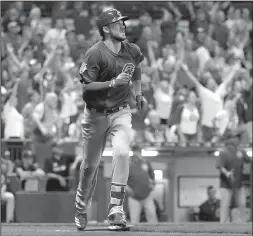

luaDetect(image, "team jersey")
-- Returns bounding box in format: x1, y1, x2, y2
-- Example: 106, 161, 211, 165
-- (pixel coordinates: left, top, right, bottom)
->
79, 41, 144, 109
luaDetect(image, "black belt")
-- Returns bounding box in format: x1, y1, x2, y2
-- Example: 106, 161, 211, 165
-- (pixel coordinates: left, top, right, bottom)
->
87, 104, 129, 114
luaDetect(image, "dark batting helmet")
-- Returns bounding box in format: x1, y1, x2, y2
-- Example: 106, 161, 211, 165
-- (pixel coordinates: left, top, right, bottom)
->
96, 9, 129, 36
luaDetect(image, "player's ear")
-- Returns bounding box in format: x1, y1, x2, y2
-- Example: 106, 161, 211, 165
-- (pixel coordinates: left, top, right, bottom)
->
103, 26, 109, 34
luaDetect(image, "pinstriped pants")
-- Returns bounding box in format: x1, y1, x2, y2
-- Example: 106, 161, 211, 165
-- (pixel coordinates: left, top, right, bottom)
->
75, 106, 132, 213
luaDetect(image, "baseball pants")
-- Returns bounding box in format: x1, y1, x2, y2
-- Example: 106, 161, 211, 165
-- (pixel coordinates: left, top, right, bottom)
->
128, 194, 158, 223
75, 106, 132, 213
220, 187, 246, 223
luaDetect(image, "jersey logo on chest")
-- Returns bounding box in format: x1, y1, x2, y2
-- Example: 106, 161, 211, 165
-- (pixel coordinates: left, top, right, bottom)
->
122, 63, 135, 78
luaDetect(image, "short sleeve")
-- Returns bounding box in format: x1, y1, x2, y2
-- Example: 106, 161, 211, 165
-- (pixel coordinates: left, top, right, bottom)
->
130, 43, 144, 66
79, 48, 102, 84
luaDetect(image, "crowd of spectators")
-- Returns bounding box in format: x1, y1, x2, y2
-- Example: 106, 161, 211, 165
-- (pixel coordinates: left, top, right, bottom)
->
0, 0, 252, 223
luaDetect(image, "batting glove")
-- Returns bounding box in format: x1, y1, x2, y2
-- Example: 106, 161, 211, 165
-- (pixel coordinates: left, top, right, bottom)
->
136, 93, 147, 110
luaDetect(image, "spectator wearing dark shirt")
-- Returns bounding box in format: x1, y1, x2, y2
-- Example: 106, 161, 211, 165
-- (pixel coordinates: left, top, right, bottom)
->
126, 145, 158, 223
216, 131, 252, 223
199, 186, 220, 221
70, 2, 92, 38
44, 143, 69, 191
191, 7, 210, 36
241, 72, 252, 143
3, 21, 23, 55
15, 150, 45, 190
210, 10, 229, 50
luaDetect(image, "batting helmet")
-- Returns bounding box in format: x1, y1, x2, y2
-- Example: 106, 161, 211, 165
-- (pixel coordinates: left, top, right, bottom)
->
96, 9, 129, 36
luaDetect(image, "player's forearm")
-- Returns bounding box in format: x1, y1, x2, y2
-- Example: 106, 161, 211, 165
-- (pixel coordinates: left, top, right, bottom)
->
82, 81, 111, 91
46, 173, 64, 180
217, 166, 229, 176
132, 80, 142, 96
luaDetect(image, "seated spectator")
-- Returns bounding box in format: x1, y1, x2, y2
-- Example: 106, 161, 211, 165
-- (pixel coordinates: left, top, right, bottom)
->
144, 110, 170, 145
1, 165, 15, 223
15, 150, 45, 190
1, 150, 15, 174
44, 143, 69, 191
174, 90, 202, 143
199, 186, 220, 221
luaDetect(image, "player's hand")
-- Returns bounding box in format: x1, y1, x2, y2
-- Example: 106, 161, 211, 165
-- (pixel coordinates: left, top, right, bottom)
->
225, 170, 234, 184
58, 176, 67, 187
136, 94, 147, 110
114, 73, 131, 86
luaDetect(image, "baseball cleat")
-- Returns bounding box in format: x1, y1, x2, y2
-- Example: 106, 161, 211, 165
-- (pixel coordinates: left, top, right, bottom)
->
108, 205, 127, 227
75, 211, 88, 231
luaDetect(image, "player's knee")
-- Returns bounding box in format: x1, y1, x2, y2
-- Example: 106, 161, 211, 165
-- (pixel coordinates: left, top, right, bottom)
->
80, 161, 97, 174
114, 148, 130, 160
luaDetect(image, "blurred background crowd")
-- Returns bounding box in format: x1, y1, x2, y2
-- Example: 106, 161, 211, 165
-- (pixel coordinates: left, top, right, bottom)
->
1, 1, 252, 223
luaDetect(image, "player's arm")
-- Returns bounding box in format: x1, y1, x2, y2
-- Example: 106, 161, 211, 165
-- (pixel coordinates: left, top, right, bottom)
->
132, 63, 147, 110
16, 167, 34, 180
79, 48, 130, 90
216, 151, 233, 179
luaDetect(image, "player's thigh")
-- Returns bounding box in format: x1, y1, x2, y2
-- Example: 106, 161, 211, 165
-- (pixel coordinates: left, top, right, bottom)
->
110, 109, 132, 154
81, 108, 107, 166
128, 197, 142, 221
2, 192, 14, 201
220, 188, 232, 207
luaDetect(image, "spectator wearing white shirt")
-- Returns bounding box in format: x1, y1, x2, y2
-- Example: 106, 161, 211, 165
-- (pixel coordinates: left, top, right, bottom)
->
212, 97, 240, 142
43, 18, 66, 53
181, 62, 240, 142
153, 59, 181, 125
195, 28, 211, 76
174, 90, 202, 143
32, 92, 59, 167
3, 79, 24, 139
144, 110, 170, 146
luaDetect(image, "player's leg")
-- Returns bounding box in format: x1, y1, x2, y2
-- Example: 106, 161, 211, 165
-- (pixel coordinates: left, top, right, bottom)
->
107, 109, 132, 226
2, 192, 15, 223
127, 196, 142, 223
220, 187, 232, 223
235, 187, 246, 222
75, 110, 107, 230
142, 194, 158, 223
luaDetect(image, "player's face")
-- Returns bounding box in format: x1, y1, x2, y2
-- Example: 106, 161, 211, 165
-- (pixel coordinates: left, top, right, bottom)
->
108, 20, 126, 42
208, 188, 216, 201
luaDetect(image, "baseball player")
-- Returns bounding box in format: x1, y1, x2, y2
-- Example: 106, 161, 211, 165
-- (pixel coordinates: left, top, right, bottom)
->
75, 9, 146, 230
